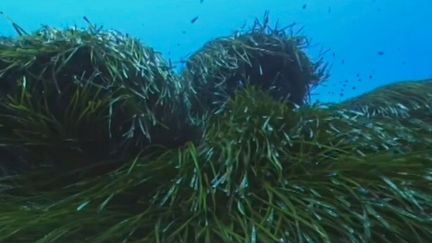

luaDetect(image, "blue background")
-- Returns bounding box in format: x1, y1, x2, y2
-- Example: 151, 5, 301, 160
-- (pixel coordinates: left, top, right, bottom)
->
1, 0, 431, 103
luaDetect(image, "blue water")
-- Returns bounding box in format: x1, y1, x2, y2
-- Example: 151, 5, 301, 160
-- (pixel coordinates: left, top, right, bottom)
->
1, 0, 431, 103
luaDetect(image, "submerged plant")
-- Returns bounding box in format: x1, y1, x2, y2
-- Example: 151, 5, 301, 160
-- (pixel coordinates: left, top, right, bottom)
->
0, 21, 192, 172
339, 79, 432, 119
181, 12, 328, 123
1, 86, 431, 242
0, 15, 430, 243
337, 79, 432, 153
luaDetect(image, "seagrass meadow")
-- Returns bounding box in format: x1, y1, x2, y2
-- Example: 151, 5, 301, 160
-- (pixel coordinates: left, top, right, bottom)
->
0, 17, 431, 243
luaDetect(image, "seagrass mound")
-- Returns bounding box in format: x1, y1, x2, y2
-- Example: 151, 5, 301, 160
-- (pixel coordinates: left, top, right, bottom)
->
330, 79, 432, 153
339, 79, 432, 119
181, 23, 328, 120
0, 24, 191, 170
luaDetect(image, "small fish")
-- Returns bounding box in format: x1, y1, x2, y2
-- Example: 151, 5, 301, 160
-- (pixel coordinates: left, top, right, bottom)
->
377, 51, 384, 56
190, 16, 199, 24
341, 59, 345, 64
369, 74, 373, 79
200, 0, 204, 3
302, 4, 307, 9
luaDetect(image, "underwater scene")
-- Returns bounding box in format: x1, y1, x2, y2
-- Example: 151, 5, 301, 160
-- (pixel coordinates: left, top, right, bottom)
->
0, 0, 431, 242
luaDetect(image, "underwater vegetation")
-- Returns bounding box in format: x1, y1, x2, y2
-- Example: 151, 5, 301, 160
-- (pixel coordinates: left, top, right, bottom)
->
0, 20, 194, 172
182, 12, 328, 122
0, 14, 431, 243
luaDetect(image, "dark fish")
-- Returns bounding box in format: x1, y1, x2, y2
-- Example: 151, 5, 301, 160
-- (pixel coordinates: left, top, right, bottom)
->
377, 51, 384, 55
369, 75, 373, 79
341, 59, 345, 64
302, 4, 307, 9
356, 73, 360, 77
190, 16, 199, 24
200, 0, 204, 3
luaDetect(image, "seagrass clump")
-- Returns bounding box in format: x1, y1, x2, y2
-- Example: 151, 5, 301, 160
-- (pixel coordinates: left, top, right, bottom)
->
0, 23, 189, 171
181, 17, 328, 120
1, 86, 430, 242
336, 79, 432, 152
139, 85, 432, 242
339, 79, 432, 118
